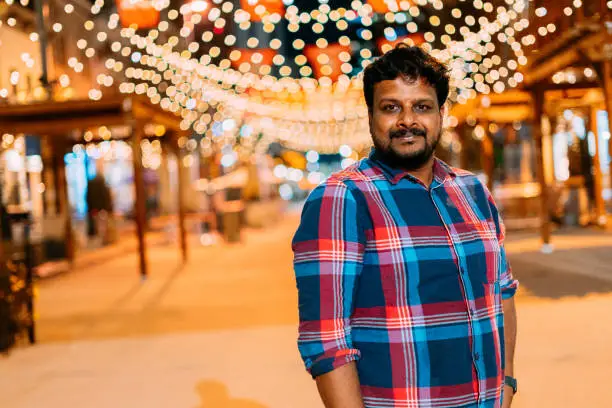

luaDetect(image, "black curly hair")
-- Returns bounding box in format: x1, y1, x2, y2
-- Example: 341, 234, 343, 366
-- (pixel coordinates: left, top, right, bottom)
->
363, 44, 450, 111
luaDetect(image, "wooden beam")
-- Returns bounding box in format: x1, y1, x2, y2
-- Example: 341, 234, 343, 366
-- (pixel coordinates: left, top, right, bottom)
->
131, 123, 148, 278
131, 99, 183, 132
537, 81, 598, 92
523, 30, 604, 88
0, 96, 182, 137
0, 114, 127, 136
524, 49, 581, 88
532, 87, 553, 249
0, 97, 124, 118
589, 106, 607, 226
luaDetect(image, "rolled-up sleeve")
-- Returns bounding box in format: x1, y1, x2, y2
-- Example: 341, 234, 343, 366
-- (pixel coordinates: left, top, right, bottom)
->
292, 179, 364, 378
485, 187, 519, 300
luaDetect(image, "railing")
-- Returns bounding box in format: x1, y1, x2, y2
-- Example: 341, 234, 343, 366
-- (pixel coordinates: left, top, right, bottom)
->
0, 211, 36, 353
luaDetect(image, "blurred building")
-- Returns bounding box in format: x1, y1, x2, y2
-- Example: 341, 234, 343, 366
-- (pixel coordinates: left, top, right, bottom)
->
0, 0, 611, 269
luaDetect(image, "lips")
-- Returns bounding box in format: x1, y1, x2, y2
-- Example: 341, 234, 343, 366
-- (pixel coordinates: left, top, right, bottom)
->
390, 130, 426, 144
394, 135, 418, 141
390, 128, 426, 140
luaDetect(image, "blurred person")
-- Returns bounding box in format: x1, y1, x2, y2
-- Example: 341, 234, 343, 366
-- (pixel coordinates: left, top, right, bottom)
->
86, 164, 113, 241
292, 45, 518, 408
145, 183, 159, 225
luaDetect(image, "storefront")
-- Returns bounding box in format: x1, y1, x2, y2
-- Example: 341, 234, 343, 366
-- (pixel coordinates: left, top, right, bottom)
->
0, 134, 46, 239
64, 141, 135, 220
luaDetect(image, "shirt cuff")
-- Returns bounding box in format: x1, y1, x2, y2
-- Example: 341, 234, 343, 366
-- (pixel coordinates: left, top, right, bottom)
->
501, 279, 519, 300
306, 348, 361, 378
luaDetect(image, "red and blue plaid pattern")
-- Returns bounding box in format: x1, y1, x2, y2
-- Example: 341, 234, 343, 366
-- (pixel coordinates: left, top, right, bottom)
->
292, 151, 518, 408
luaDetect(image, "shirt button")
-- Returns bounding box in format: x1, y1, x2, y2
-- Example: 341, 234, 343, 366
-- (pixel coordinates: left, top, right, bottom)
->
474, 352, 480, 361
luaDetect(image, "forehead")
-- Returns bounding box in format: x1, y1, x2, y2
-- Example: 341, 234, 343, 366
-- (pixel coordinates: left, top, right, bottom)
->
373, 77, 437, 102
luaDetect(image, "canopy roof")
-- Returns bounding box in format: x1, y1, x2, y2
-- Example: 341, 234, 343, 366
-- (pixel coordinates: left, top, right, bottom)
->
0, 96, 182, 136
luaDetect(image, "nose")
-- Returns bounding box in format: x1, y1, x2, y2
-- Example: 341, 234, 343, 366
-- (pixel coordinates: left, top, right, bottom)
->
397, 108, 417, 129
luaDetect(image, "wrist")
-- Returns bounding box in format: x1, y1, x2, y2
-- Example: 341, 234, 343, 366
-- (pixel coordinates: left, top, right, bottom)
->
504, 375, 518, 395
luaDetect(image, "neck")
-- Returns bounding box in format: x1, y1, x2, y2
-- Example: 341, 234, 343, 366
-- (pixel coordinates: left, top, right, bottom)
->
373, 150, 436, 186
403, 156, 435, 186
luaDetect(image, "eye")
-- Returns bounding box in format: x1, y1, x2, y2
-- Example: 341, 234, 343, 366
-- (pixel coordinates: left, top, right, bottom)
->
382, 104, 400, 112
414, 104, 432, 113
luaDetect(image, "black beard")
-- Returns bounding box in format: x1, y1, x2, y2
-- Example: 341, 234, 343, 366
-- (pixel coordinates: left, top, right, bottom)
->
372, 128, 440, 171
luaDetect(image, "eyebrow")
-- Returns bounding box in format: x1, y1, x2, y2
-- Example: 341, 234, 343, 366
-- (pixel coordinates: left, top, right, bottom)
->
378, 97, 436, 105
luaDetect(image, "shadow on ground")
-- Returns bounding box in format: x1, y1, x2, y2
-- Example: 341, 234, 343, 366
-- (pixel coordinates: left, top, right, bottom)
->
194, 381, 268, 408
510, 250, 612, 300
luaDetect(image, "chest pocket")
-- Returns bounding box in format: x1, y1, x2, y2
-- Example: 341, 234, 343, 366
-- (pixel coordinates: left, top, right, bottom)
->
462, 219, 501, 284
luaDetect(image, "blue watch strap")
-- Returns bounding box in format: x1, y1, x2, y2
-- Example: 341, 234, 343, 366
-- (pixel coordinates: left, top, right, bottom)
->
504, 376, 518, 394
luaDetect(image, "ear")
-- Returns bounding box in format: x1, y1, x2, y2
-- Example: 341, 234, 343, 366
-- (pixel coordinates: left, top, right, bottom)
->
439, 103, 447, 118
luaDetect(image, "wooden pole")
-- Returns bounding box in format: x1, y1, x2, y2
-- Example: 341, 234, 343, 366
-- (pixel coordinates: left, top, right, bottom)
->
40, 136, 52, 215
52, 139, 74, 263
173, 134, 188, 263
457, 124, 469, 170
601, 61, 612, 198
51, 142, 63, 216
131, 123, 148, 278
0, 144, 5, 278
481, 121, 495, 192
589, 106, 607, 226
532, 87, 553, 250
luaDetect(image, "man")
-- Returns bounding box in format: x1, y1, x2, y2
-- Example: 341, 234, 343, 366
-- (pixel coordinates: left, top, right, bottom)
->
292, 45, 518, 408
86, 168, 113, 241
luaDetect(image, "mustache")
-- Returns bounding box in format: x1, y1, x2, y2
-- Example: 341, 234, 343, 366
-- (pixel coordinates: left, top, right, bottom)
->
390, 127, 427, 139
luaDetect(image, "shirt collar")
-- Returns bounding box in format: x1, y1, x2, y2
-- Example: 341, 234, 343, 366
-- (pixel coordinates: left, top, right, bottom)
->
368, 149, 456, 186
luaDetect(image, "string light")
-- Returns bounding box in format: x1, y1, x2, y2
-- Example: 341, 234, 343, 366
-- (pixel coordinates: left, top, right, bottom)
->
1, 0, 593, 152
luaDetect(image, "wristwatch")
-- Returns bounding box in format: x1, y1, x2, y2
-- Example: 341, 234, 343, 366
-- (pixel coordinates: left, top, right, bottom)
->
504, 376, 518, 395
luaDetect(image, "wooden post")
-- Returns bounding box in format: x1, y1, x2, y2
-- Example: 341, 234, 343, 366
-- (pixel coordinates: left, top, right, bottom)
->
532, 87, 553, 250
52, 139, 74, 263
131, 123, 148, 278
457, 124, 469, 170
51, 142, 63, 216
40, 135, 53, 215
589, 106, 607, 226
0, 144, 5, 276
173, 134, 188, 263
481, 121, 495, 192
601, 61, 612, 196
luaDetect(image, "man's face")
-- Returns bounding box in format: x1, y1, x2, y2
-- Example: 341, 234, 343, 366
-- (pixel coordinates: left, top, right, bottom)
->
369, 76, 445, 170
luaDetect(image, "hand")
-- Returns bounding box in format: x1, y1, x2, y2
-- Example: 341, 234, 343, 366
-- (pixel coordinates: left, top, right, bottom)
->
502, 384, 515, 408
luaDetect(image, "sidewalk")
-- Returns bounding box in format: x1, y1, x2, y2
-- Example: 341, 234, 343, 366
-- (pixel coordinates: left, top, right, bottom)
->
1, 216, 611, 407
36, 218, 182, 280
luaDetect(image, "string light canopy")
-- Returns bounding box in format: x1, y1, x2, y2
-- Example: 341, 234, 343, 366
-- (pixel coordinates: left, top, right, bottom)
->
0, 0, 599, 153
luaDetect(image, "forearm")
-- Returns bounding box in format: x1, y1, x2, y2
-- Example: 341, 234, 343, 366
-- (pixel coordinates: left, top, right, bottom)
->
316, 362, 365, 408
502, 297, 517, 376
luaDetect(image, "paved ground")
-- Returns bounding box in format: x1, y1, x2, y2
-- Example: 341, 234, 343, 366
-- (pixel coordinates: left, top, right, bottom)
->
1, 214, 612, 407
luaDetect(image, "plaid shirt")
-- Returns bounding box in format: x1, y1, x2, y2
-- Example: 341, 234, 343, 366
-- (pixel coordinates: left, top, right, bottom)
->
292, 151, 518, 408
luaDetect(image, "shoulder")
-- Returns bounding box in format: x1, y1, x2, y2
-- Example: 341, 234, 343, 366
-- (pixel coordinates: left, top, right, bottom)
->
449, 167, 489, 191
451, 167, 480, 183
311, 161, 367, 192
448, 167, 497, 204
303, 161, 377, 211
